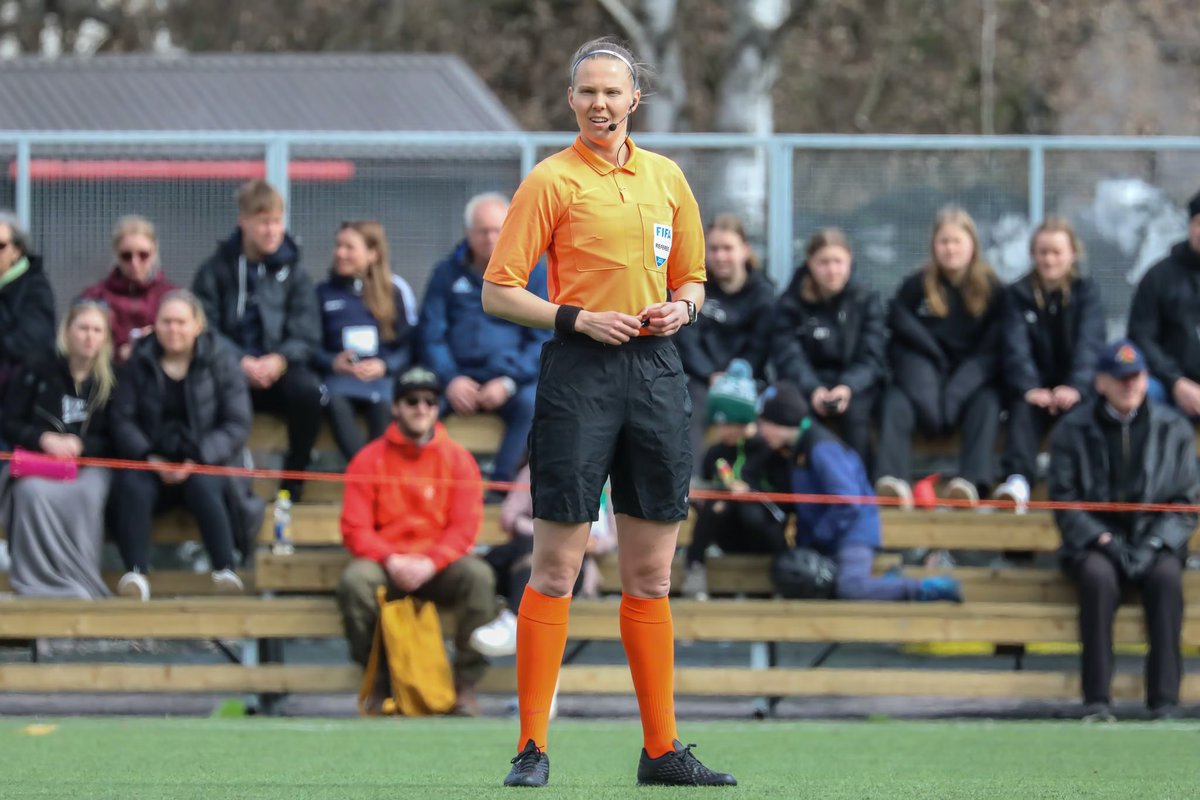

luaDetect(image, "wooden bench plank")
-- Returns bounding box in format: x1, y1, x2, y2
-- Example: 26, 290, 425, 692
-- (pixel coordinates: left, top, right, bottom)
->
6, 663, 1200, 703
246, 413, 505, 456
0, 570, 254, 596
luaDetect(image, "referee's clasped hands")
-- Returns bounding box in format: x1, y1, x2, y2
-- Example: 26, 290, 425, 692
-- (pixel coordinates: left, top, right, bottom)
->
575, 301, 688, 344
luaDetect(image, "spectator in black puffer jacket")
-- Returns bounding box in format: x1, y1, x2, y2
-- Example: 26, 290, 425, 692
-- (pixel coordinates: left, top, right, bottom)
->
770, 229, 886, 469
993, 218, 1104, 512
875, 206, 1004, 509
109, 290, 252, 600
192, 180, 321, 500
0, 211, 55, 437
1127, 188, 1200, 418
1049, 340, 1198, 722
675, 214, 775, 471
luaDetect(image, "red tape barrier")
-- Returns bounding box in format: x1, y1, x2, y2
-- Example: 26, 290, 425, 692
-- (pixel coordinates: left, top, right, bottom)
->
0, 450, 1196, 515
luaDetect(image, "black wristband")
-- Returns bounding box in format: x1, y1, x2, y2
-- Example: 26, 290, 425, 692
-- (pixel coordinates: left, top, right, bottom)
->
555, 304, 583, 335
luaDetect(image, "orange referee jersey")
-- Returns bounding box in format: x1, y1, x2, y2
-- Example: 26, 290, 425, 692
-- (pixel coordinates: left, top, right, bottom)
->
484, 136, 705, 319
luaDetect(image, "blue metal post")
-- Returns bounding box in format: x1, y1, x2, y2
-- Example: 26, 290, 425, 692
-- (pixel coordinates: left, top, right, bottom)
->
265, 139, 290, 226
15, 138, 32, 230
766, 140, 795, 286
1028, 142, 1045, 223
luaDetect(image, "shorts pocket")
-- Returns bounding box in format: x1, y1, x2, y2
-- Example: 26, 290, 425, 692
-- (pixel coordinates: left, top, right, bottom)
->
568, 203, 632, 272
639, 204, 673, 273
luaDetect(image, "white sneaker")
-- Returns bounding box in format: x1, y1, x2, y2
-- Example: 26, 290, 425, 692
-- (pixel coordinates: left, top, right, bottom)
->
117, 571, 150, 601
874, 476, 914, 511
992, 474, 1031, 514
469, 608, 518, 658
681, 562, 709, 601
211, 569, 245, 593
945, 477, 980, 508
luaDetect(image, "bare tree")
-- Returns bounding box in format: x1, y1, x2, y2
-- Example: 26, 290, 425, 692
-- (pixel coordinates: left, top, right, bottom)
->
595, 0, 686, 132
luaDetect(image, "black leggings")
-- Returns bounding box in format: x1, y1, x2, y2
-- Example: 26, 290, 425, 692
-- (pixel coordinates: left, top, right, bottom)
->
326, 394, 392, 459
686, 499, 788, 565
484, 536, 583, 610
251, 365, 323, 476
112, 469, 236, 572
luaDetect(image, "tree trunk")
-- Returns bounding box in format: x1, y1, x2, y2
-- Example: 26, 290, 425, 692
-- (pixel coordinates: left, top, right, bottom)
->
597, 0, 686, 132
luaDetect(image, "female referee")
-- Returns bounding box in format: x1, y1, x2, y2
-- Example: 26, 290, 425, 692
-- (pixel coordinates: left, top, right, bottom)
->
482, 37, 737, 788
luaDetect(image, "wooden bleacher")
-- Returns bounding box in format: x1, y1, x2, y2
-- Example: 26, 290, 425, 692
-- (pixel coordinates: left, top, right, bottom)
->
4, 412, 1200, 707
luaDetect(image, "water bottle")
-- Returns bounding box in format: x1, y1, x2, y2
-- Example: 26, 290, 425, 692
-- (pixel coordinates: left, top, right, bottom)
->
272, 489, 294, 555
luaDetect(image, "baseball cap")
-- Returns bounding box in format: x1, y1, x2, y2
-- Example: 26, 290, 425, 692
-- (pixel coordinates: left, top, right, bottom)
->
393, 366, 440, 397
1096, 339, 1147, 379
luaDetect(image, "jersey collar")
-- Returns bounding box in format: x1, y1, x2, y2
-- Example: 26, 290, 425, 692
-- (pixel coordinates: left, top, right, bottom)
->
572, 135, 639, 176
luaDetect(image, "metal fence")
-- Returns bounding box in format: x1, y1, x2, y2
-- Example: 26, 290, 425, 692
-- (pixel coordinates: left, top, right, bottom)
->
3, 131, 1199, 329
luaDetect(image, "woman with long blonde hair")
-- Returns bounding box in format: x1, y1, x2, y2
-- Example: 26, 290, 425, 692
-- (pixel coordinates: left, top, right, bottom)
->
315, 220, 417, 459
875, 206, 1005, 509
994, 217, 1104, 510
1, 298, 116, 597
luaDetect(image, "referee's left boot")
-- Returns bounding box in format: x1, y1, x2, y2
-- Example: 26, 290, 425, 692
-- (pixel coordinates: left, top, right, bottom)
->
636, 740, 737, 786
504, 739, 549, 787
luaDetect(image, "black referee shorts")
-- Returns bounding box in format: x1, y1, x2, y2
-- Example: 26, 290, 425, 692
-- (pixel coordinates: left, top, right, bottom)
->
530, 332, 693, 524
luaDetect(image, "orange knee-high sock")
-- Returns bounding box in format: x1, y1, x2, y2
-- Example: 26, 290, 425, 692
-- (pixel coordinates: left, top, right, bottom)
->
515, 585, 571, 753
619, 593, 679, 758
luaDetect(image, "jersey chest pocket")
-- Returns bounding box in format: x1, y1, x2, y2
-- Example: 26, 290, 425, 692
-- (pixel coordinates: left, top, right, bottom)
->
639, 204, 673, 273
567, 203, 637, 272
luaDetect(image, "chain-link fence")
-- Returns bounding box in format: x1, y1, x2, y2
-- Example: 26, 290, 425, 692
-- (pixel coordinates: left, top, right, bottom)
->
2, 132, 1197, 330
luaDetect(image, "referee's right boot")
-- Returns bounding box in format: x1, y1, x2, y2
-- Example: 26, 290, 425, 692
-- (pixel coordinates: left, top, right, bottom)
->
637, 740, 737, 786
504, 739, 549, 787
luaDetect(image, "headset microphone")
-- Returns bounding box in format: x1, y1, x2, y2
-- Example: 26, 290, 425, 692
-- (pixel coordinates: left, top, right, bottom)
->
607, 102, 637, 132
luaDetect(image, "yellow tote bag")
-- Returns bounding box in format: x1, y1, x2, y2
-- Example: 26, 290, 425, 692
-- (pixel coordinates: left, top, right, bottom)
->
357, 587, 457, 716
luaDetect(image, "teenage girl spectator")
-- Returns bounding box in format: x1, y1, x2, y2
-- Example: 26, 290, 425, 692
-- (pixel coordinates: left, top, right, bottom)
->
109, 289, 252, 599
675, 214, 775, 465
0, 212, 55, 417
315, 221, 417, 459
875, 206, 1004, 508
994, 218, 1104, 511
1, 299, 115, 598
770, 229, 886, 469
81, 216, 177, 364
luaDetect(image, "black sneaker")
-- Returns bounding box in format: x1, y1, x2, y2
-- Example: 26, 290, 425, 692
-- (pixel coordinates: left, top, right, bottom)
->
1081, 702, 1116, 723
504, 739, 549, 787
637, 740, 737, 787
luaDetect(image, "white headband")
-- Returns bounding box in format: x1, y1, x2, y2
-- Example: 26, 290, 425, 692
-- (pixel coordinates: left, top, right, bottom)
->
571, 49, 639, 89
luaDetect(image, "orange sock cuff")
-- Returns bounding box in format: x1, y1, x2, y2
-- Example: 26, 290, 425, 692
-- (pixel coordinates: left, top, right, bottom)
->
620, 593, 672, 625
518, 585, 571, 625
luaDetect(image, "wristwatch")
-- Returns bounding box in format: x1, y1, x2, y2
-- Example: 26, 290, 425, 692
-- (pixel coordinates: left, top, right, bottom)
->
680, 299, 697, 326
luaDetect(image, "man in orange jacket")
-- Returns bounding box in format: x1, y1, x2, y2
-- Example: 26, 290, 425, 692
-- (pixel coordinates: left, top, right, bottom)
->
336, 365, 496, 715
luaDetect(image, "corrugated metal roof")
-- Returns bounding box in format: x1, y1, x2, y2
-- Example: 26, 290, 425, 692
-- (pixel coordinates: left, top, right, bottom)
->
0, 53, 520, 132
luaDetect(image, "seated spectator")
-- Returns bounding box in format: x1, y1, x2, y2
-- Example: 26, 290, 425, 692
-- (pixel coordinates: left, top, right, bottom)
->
689, 382, 962, 603
81, 215, 177, 364
192, 180, 321, 499
675, 214, 775, 466
419, 192, 551, 487
682, 360, 773, 598
0, 299, 115, 598
1127, 189, 1200, 417
336, 366, 497, 717
994, 218, 1104, 511
316, 221, 417, 459
1049, 340, 1197, 721
109, 290, 252, 599
469, 461, 617, 657
0, 211, 55, 440
771, 229, 886, 469
875, 206, 1004, 508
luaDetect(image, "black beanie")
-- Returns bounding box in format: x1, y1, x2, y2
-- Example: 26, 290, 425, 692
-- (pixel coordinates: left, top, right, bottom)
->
1189, 189, 1200, 221
759, 383, 808, 427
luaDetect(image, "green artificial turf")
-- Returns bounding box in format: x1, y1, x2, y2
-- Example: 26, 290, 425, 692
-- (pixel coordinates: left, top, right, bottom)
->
4, 716, 1200, 799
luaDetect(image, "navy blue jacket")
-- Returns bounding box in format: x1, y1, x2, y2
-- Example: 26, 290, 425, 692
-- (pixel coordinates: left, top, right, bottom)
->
790, 422, 880, 554
315, 271, 417, 399
419, 241, 551, 386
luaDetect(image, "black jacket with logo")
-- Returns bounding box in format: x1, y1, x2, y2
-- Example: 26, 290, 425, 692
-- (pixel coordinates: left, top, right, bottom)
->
1127, 240, 1200, 388
1002, 272, 1104, 399
1, 354, 111, 457
1049, 399, 1198, 558
0, 255, 56, 396
770, 267, 886, 396
192, 230, 320, 366
675, 268, 776, 381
